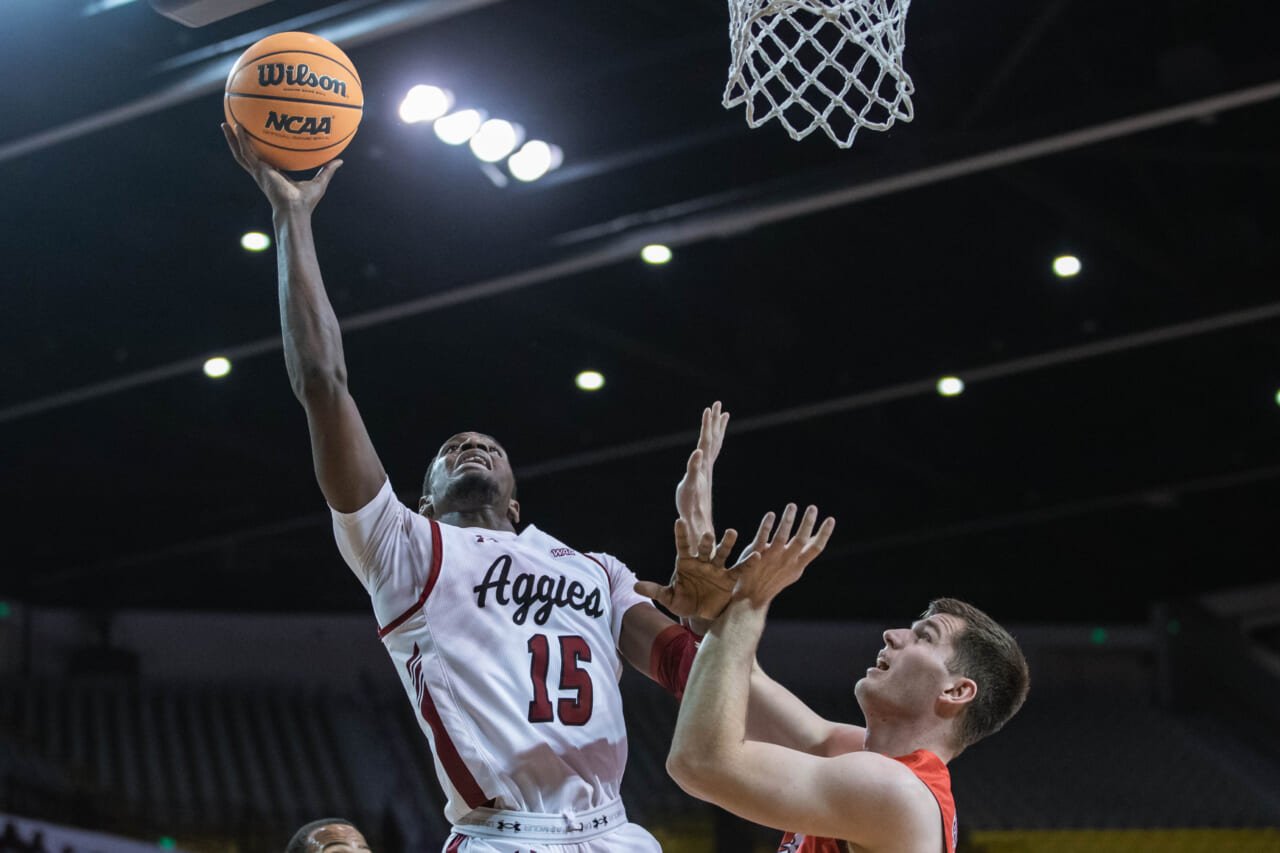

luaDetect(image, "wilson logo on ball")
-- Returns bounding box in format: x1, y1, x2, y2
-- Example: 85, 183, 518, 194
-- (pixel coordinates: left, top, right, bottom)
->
265, 112, 333, 135
256, 62, 349, 97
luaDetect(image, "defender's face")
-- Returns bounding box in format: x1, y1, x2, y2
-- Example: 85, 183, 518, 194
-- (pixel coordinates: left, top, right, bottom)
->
855, 613, 967, 717
305, 824, 371, 853
427, 431, 515, 499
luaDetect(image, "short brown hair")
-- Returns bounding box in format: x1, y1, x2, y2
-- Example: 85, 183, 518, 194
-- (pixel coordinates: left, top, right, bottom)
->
925, 598, 1030, 750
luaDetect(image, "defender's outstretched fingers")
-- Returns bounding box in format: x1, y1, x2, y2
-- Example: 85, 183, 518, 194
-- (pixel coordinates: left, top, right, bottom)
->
770, 503, 799, 546
747, 511, 775, 555
793, 505, 820, 542
809, 516, 837, 553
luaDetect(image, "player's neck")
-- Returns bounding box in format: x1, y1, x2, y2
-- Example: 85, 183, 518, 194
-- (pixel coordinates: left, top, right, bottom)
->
434, 507, 518, 532
862, 719, 955, 764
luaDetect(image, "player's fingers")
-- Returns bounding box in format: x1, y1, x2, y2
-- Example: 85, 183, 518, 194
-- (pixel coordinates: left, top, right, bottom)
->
771, 503, 798, 545
809, 516, 837, 553
232, 122, 260, 166
792, 505, 820, 544
696, 530, 715, 561
685, 448, 702, 478
315, 159, 343, 189
748, 511, 774, 553
713, 528, 738, 567
674, 518, 693, 555
221, 123, 249, 170
633, 581, 673, 607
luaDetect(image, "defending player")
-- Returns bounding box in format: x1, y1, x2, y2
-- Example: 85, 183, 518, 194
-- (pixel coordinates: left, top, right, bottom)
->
663, 507, 1030, 853
223, 123, 728, 852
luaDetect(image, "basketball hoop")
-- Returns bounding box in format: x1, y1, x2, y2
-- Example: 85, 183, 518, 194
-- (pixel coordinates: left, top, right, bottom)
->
723, 0, 915, 148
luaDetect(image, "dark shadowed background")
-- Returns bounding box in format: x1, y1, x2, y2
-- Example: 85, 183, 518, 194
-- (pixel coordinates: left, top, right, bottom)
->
3, 0, 1279, 626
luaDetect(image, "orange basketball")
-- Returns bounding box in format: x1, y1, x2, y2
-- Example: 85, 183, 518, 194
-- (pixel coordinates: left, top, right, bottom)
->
224, 31, 363, 171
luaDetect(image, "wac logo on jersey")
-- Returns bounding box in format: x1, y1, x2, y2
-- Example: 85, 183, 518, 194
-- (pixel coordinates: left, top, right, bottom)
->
264, 111, 332, 135
256, 62, 349, 97
473, 554, 605, 626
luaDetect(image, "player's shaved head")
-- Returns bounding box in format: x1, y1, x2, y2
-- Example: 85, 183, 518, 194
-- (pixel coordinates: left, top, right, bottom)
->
285, 819, 370, 853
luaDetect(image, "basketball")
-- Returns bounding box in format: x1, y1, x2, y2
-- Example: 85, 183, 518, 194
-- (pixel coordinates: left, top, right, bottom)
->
223, 31, 363, 171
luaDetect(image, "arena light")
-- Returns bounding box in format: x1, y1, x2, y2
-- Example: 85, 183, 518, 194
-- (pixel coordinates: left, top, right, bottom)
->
1274, 388, 1280, 407
399, 85, 454, 124
575, 370, 605, 392
469, 119, 524, 163
1053, 254, 1082, 277
240, 231, 270, 252
936, 376, 965, 397
641, 244, 673, 265
203, 357, 232, 379
434, 109, 485, 145
508, 140, 563, 182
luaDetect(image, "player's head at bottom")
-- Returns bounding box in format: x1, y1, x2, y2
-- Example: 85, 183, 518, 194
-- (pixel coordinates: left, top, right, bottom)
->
285, 818, 371, 853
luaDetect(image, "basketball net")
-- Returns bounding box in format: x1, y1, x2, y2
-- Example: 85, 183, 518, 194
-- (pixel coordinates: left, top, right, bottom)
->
723, 0, 915, 148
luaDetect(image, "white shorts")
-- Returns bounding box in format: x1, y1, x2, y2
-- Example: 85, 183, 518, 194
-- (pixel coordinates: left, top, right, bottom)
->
442, 823, 661, 853
442, 799, 661, 853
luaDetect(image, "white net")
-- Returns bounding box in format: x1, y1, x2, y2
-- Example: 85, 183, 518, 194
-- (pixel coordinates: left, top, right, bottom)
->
723, 0, 915, 148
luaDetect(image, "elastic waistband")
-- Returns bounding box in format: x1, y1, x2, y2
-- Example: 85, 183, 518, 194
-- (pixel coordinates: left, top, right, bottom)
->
452, 798, 628, 842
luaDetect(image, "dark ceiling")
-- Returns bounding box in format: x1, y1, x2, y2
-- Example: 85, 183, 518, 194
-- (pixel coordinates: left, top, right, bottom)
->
2, 0, 1278, 625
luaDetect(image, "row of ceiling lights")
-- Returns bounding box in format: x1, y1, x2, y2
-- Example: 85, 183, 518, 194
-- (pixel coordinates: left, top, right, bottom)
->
398, 85, 564, 183
216, 243, 1088, 393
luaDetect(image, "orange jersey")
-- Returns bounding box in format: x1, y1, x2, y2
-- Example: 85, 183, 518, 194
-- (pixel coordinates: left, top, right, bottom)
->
776, 749, 957, 853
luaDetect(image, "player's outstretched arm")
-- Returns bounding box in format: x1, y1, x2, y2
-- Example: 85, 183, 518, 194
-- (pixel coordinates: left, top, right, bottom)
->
223, 123, 385, 512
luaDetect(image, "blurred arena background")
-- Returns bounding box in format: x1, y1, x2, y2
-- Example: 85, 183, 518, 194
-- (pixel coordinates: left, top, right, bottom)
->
2, 0, 1279, 850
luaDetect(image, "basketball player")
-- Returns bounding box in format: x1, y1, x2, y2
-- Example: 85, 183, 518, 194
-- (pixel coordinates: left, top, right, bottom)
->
222, 122, 729, 852
662, 506, 1030, 853
285, 819, 371, 853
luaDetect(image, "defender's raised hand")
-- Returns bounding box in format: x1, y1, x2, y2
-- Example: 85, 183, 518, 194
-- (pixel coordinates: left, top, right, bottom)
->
635, 519, 739, 620
222, 121, 342, 213
731, 504, 835, 609
675, 401, 730, 542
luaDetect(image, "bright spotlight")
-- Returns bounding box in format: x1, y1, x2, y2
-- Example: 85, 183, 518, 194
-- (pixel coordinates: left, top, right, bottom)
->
469, 119, 524, 163
936, 376, 965, 397
1053, 255, 1082, 277
508, 140, 563, 182
240, 231, 270, 252
641, 244, 673, 265
203, 357, 232, 379
399, 85, 454, 124
575, 370, 605, 392
434, 109, 485, 145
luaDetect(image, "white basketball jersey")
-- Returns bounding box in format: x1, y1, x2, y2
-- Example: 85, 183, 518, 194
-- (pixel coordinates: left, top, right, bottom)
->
332, 479, 650, 823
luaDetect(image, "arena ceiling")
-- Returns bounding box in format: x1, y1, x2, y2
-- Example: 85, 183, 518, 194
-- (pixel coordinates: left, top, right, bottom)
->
2, 0, 1278, 625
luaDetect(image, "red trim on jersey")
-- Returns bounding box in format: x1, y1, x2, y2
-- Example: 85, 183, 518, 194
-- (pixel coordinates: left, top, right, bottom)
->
377, 517, 445, 638
444, 833, 465, 852
417, 662, 489, 809
582, 552, 612, 580
650, 624, 699, 700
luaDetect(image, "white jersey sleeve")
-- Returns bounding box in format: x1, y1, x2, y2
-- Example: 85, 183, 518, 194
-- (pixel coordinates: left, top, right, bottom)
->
331, 477, 436, 631
584, 551, 652, 646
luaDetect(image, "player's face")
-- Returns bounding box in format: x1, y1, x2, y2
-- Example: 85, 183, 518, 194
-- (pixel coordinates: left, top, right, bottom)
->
305, 823, 371, 852
427, 431, 516, 503
855, 613, 967, 718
